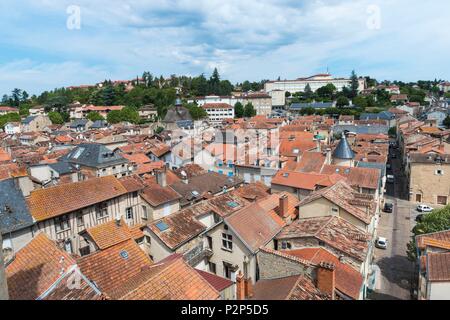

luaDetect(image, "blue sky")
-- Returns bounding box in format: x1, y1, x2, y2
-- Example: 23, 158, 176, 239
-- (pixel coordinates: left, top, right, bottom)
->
0, 0, 449, 95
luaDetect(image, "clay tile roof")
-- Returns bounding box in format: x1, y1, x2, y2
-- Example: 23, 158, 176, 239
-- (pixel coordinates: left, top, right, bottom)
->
202, 103, 233, 109
110, 256, 220, 300
225, 195, 287, 253
321, 165, 380, 190
122, 153, 152, 164
252, 275, 329, 300
298, 180, 375, 225
195, 269, 233, 292
277, 216, 370, 262
119, 175, 145, 192
27, 176, 128, 221
86, 219, 133, 250
231, 182, 271, 201
6, 233, 77, 300
140, 184, 182, 207
77, 239, 153, 295
416, 230, 450, 250
272, 171, 331, 191
283, 248, 363, 300
427, 252, 450, 282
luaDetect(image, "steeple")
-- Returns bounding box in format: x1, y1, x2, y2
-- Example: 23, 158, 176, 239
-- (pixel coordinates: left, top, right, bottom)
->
332, 133, 355, 166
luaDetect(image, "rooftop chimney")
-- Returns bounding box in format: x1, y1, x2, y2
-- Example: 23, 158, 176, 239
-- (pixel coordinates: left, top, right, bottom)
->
279, 194, 289, 218
0, 234, 9, 300
156, 168, 167, 187
317, 262, 336, 300
236, 271, 246, 300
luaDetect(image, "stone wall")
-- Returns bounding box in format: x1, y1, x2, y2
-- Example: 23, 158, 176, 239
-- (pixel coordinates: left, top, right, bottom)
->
257, 249, 314, 280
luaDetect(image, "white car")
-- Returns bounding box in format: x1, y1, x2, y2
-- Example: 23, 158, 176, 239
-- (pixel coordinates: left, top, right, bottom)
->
417, 204, 434, 213
375, 237, 388, 250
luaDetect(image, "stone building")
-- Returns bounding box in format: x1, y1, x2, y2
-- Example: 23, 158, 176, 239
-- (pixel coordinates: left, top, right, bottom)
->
408, 153, 450, 205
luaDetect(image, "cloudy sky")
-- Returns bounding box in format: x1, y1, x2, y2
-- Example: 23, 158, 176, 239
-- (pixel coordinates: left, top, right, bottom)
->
0, 0, 449, 95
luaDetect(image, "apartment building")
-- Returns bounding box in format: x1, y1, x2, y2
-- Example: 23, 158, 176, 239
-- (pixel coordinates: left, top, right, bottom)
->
264, 74, 366, 95
202, 103, 235, 124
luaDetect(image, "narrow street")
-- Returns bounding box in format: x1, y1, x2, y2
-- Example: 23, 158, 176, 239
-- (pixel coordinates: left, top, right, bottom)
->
369, 146, 416, 300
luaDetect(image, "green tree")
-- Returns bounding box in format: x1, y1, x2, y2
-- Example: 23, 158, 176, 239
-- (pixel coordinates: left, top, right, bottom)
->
388, 126, 397, 137
0, 113, 21, 129
316, 84, 336, 101
407, 205, 450, 261
120, 106, 140, 124
443, 116, 450, 129
102, 85, 116, 106
234, 102, 244, 118
244, 102, 257, 118
11, 88, 22, 107
87, 112, 104, 122
208, 68, 221, 95
350, 70, 359, 98
336, 96, 350, 108
48, 111, 64, 124
352, 96, 368, 109
304, 84, 313, 99
107, 110, 123, 124
186, 103, 208, 120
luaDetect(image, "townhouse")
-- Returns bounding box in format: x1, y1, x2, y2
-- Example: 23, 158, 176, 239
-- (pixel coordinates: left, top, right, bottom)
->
26, 176, 147, 256
415, 230, 450, 300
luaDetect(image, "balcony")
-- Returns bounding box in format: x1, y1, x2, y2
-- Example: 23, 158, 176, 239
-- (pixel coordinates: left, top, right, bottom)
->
183, 242, 214, 267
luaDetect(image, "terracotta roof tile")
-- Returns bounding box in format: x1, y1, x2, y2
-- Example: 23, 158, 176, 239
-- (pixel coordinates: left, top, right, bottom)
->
77, 239, 153, 295
282, 248, 363, 299
427, 252, 450, 282
195, 269, 233, 292
6, 233, 77, 300
110, 256, 220, 300
277, 216, 370, 262
86, 219, 133, 250
27, 176, 128, 221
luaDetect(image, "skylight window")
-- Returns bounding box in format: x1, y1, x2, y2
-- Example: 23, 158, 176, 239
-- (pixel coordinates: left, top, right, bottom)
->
227, 201, 239, 208
72, 147, 85, 159
191, 190, 200, 197
155, 221, 169, 232
119, 250, 129, 260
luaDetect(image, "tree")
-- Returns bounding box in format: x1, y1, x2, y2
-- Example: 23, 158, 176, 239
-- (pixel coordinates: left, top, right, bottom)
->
336, 96, 350, 108
185, 103, 208, 120
11, 88, 22, 107
407, 205, 450, 261
244, 102, 257, 118
388, 126, 397, 137
107, 110, 123, 124
48, 111, 64, 124
234, 102, 244, 118
316, 84, 336, 101
87, 112, 104, 122
208, 68, 221, 95
352, 96, 368, 109
304, 84, 313, 99
0, 112, 21, 129
102, 85, 116, 106
443, 116, 450, 129
121, 106, 140, 124
350, 70, 359, 98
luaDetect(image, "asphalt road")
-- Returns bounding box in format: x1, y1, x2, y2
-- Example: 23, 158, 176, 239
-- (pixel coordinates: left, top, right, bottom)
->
369, 147, 416, 300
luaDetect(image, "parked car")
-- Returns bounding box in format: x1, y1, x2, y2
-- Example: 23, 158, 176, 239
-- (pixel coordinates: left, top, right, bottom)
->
376, 237, 388, 250
383, 203, 394, 213
387, 175, 395, 183
386, 163, 392, 170
391, 153, 397, 159
417, 204, 434, 213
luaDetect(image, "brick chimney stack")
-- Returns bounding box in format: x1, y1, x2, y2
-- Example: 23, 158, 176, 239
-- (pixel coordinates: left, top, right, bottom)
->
236, 271, 246, 300
317, 262, 336, 300
279, 194, 289, 218
0, 234, 9, 300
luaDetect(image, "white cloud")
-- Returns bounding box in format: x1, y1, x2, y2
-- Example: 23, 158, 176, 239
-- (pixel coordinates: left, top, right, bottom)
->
1, 0, 450, 94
